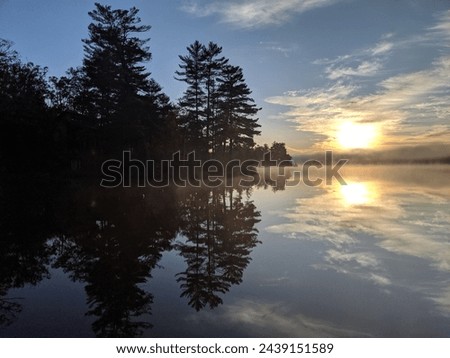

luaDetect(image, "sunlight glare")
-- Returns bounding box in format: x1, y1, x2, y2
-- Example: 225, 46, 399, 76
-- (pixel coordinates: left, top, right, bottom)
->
340, 182, 371, 206
337, 122, 377, 149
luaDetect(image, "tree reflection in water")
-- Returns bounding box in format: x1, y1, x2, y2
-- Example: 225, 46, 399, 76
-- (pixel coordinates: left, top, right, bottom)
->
0, 175, 56, 327
53, 186, 179, 337
0, 174, 286, 336
176, 186, 261, 311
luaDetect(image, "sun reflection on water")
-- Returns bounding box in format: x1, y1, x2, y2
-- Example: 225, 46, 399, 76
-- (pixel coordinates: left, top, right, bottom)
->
264, 166, 450, 322
340, 182, 374, 206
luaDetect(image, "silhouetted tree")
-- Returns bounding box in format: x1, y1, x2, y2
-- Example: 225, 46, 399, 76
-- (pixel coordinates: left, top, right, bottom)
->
48, 3, 171, 159
0, 39, 48, 120
203, 42, 228, 152
176, 41, 262, 159
269, 142, 293, 165
176, 41, 207, 152
215, 65, 261, 157
82, 3, 151, 121
253, 143, 270, 161
0, 39, 60, 173
48, 67, 89, 115
176, 41, 229, 155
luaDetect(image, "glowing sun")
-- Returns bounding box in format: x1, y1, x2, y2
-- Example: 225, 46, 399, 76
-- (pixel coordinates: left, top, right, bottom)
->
337, 122, 378, 149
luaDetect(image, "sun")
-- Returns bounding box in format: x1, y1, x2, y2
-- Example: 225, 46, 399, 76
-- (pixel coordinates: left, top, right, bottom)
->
337, 121, 378, 149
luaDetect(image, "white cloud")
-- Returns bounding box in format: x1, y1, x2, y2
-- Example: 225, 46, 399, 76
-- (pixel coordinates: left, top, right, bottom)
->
431, 287, 450, 317
181, 0, 340, 28
429, 10, 450, 42
260, 41, 299, 57
370, 41, 393, 55
326, 60, 382, 80
313, 34, 394, 70
266, 55, 450, 150
273, 11, 450, 151
312, 54, 351, 65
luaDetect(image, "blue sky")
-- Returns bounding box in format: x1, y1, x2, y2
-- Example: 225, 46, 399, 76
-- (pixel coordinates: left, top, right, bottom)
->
1, 0, 449, 156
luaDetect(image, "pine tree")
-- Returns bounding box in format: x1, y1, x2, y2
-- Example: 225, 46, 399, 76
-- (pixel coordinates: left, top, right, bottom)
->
216, 65, 261, 157
176, 41, 229, 155
82, 3, 156, 124
79, 3, 170, 157
203, 42, 228, 152
175, 41, 207, 151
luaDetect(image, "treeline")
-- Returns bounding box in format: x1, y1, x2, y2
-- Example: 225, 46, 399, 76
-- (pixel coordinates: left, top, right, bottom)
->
0, 3, 292, 177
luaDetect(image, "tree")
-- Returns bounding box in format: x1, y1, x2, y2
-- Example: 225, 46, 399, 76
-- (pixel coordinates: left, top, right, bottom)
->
176, 41, 229, 155
0, 39, 57, 173
82, 3, 153, 124
75, 3, 171, 159
48, 67, 90, 114
270, 142, 293, 165
175, 41, 207, 151
203, 42, 228, 152
215, 65, 261, 157
176, 41, 262, 158
0, 39, 48, 124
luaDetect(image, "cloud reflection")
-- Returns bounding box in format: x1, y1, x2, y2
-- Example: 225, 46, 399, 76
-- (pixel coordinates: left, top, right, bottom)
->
265, 166, 450, 313
188, 299, 370, 337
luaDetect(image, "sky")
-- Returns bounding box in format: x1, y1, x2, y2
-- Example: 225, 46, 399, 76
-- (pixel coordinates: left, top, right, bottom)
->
1, 0, 449, 157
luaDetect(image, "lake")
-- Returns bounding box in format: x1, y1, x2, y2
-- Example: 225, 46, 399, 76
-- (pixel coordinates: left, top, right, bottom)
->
1, 165, 449, 337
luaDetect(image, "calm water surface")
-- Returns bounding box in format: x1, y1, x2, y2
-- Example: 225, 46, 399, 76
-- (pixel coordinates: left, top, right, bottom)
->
1, 165, 449, 337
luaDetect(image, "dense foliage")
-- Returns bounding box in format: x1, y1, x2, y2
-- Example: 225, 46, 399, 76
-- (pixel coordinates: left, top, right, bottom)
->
1, 3, 292, 177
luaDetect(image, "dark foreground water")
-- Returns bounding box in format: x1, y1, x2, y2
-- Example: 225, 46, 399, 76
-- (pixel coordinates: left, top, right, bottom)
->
1, 165, 450, 337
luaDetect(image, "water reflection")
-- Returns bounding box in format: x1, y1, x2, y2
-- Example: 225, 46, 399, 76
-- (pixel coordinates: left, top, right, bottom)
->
0, 172, 267, 337
53, 187, 179, 337
340, 182, 374, 206
2, 166, 450, 337
0, 175, 56, 327
267, 165, 450, 318
176, 187, 260, 311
